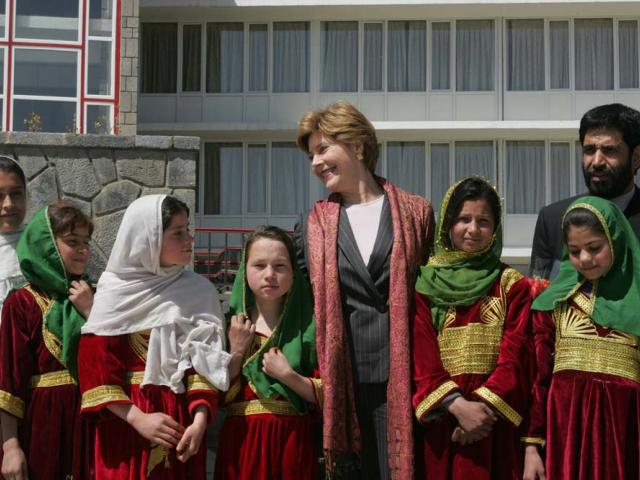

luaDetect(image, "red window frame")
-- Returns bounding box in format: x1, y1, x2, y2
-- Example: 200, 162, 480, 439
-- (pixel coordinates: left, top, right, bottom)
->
0, 0, 121, 133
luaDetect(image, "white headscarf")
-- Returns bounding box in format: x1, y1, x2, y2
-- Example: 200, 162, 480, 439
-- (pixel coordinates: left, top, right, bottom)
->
0, 226, 24, 319
82, 195, 230, 393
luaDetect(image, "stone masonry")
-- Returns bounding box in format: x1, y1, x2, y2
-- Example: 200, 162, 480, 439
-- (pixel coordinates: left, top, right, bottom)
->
0, 131, 199, 280
119, 0, 139, 136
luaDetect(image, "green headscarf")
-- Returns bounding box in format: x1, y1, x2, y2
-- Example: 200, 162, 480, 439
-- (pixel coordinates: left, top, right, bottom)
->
16, 207, 87, 380
415, 177, 503, 331
531, 196, 640, 336
228, 240, 317, 414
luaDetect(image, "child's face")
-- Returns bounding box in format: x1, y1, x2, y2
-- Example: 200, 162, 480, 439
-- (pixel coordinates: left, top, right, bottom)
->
159, 211, 194, 268
56, 225, 91, 276
245, 238, 293, 303
0, 170, 26, 233
449, 199, 495, 253
566, 225, 613, 281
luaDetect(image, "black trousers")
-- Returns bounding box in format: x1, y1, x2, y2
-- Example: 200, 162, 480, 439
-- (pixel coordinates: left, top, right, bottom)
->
353, 382, 389, 480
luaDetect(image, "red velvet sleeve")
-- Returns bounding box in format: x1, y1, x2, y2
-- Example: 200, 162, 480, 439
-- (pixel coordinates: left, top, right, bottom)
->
184, 368, 219, 423
523, 310, 555, 447
0, 291, 37, 419
78, 333, 133, 413
472, 276, 534, 428
412, 292, 460, 423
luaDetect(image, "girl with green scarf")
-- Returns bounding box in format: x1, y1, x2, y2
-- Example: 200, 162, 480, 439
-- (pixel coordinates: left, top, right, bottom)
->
215, 225, 320, 480
0, 200, 93, 480
524, 196, 640, 480
412, 177, 534, 480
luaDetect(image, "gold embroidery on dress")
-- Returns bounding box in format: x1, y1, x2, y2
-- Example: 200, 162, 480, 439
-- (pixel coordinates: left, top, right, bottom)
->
414, 380, 458, 420
147, 444, 170, 476
438, 269, 517, 376
552, 300, 640, 382
24, 284, 64, 364
129, 330, 151, 363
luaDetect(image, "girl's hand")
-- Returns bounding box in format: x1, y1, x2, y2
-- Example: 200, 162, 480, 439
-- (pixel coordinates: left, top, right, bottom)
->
262, 347, 294, 381
228, 314, 255, 356
129, 411, 185, 449
523, 445, 546, 480
69, 280, 93, 318
1, 438, 29, 480
447, 397, 496, 440
176, 406, 208, 463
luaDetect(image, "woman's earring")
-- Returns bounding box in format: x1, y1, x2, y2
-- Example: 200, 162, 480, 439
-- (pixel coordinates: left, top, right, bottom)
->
356, 153, 364, 162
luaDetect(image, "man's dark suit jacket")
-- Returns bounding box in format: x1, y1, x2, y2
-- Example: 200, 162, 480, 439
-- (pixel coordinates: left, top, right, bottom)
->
528, 186, 640, 279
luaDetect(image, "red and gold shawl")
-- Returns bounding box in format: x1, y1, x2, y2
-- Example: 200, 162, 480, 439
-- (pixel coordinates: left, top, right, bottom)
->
306, 178, 434, 479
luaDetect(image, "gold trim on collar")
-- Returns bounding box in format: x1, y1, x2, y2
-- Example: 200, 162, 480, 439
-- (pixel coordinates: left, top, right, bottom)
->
225, 398, 303, 417
474, 386, 522, 427
0, 389, 25, 419
23, 284, 64, 365
30, 370, 76, 388
414, 380, 458, 421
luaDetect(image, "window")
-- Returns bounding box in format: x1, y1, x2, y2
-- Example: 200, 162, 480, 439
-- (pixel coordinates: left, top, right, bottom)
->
364, 23, 383, 91
141, 23, 177, 93
273, 22, 309, 93
507, 19, 544, 91
203, 142, 309, 217
204, 143, 243, 215
506, 141, 545, 214
431, 23, 450, 90
575, 19, 613, 90
15, 0, 79, 41
249, 24, 268, 92
549, 21, 569, 89
206, 23, 243, 93
430, 143, 450, 212
0, 0, 117, 132
387, 21, 426, 92
182, 25, 201, 92
321, 22, 358, 92
455, 141, 495, 179
456, 20, 494, 91
550, 143, 571, 203
619, 20, 639, 88
387, 142, 425, 196
271, 143, 309, 214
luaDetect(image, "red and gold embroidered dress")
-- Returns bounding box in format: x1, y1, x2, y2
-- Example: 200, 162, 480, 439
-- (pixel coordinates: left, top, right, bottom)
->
413, 266, 533, 480
214, 333, 322, 480
0, 285, 86, 479
527, 288, 640, 479
78, 330, 218, 479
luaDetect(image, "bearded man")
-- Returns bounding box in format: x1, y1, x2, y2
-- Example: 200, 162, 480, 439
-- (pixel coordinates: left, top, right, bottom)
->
529, 103, 640, 279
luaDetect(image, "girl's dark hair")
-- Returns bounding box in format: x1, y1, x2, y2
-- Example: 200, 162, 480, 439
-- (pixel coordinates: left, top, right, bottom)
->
562, 207, 606, 241
442, 177, 501, 241
48, 200, 94, 236
244, 225, 296, 269
0, 155, 26, 188
161, 196, 190, 230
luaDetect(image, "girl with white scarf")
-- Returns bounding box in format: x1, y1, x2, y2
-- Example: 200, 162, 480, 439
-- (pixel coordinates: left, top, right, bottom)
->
0, 156, 26, 319
78, 195, 230, 479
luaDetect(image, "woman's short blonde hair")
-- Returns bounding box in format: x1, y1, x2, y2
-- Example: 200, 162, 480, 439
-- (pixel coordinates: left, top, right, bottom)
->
296, 100, 379, 174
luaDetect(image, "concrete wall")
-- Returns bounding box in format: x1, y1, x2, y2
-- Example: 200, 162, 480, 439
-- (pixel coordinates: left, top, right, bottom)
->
119, 0, 139, 135
0, 132, 198, 280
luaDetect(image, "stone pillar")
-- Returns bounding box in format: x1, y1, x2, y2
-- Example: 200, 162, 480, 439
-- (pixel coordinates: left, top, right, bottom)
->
118, 0, 139, 136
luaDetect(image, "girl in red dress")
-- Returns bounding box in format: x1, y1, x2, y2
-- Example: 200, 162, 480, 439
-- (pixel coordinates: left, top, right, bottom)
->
78, 194, 230, 479
0, 201, 94, 480
524, 197, 640, 480
214, 225, 320, 480
412, 177, 534, 480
